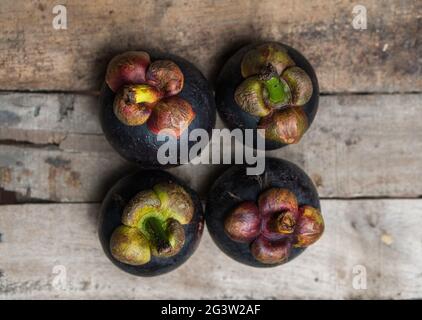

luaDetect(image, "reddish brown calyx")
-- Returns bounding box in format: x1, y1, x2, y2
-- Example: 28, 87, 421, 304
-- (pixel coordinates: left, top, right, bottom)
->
147, 96, 195, 138
109, 182, 194, 266
294, 206, 325, 248
106, 51, 195, 137
106, 51, 151, 93
113, 85, 163, 126
223, 187, 324, 265
250, 236, 291, 265
257, 106, 308, 144
258, 188, 298, 217
235, 43, 314, 145
146, 60, 184, 96
224, 201, 261, 242
259, 188, 299, 241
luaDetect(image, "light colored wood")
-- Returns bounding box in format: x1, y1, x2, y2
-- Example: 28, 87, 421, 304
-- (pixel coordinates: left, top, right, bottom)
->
0, 200, 421, 299
1, 93, 422, 201
0, 0, 420, 301
0, 0, 420, 92
0, 93, 102, 146
0, 144, 133, 202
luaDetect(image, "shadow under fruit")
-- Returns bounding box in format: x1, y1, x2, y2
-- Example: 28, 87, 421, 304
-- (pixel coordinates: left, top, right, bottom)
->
205, 157, 324, 267
99, 50, 216, 167
99, 170, 204, 276
215, 42, 319, 150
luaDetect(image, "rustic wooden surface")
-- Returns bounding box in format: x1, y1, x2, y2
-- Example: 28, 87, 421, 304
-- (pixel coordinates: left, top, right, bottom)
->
0, 0, 421, 299
0, 93, 422, 202
0, 0, 420, 93
1, 200, 422, 299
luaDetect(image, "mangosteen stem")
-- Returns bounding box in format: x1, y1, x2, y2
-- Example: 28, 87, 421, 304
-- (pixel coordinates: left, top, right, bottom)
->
259, 64, 290, 105
144, 217, 171, 253
276, 211, 296, 234
123, 85, 161, 105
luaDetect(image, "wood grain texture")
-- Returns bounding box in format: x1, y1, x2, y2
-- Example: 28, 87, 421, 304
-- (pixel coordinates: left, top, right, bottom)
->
0, 0, 420, 301
1, 92, 421, 201
0, 0, 420, 92
0, 200, 421, 299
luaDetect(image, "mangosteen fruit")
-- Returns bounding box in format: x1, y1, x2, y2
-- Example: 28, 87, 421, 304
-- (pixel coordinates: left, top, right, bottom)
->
99, 51, 216, 167
205, 157, 324, 267
99, 170, 204, 276
215, 42, 319, 150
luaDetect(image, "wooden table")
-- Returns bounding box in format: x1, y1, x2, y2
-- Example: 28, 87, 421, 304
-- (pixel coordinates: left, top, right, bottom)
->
0, 0, 421, 299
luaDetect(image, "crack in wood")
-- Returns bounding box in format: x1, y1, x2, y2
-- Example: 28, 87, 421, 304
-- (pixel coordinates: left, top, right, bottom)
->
0, 140, 60, 149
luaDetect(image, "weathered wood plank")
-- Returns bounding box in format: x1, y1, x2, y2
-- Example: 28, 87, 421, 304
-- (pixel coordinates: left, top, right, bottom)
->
1, 93, 421, 200
0, 0, 420, 92
0, 200, 421, 299
0, 145, 136, 202
0, 93, 101, 145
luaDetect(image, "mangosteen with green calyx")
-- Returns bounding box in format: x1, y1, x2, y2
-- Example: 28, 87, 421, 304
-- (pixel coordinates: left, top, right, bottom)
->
99, 170, 204, 276
99, 51, 216, 167
216, 42, 319, 150
205, 157, 324, 267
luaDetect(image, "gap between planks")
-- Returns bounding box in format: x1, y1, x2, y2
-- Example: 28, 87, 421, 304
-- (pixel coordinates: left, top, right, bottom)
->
1, 93, 422, 201
0, 0, 420, 92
